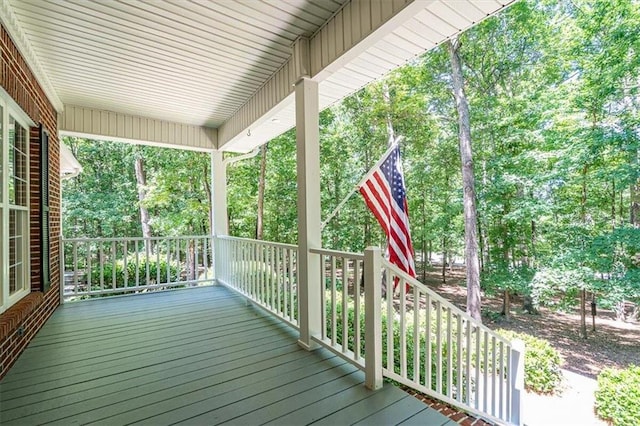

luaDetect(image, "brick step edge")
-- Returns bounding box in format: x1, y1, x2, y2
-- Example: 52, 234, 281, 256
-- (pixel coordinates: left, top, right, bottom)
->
402, 386, 494, 426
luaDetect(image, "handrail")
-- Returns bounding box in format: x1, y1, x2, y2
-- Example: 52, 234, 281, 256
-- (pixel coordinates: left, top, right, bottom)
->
60, 235, 214, 301
309, 247, 365, 261
379, 254, 523, 425
62, 235, 210, 243
380, 257, 511, 346
215, 236, 299, 329
217, 235, 298, 250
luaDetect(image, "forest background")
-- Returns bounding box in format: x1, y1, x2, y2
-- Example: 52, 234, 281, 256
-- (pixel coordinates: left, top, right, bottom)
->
62, 0, 640, 324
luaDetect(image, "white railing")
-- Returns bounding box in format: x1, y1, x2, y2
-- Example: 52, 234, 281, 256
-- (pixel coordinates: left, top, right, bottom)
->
376, 255, 523, 425
310, 248, 365, 369
216, 236, 299, 329
60, 236, 214, 301
59, 234, 522, 425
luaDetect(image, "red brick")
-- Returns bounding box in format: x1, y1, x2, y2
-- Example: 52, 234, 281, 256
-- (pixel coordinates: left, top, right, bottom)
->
0, 22, 60, 380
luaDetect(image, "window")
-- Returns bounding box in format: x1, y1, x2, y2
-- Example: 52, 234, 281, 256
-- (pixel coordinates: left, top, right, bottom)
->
1, 91, 34, 314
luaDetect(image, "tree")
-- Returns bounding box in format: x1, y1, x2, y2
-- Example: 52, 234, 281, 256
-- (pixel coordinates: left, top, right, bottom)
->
134, 147, 152, 248
447, 37, 482, 321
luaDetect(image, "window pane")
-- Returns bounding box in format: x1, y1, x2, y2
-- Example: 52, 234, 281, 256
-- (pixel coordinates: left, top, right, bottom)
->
9, 117, 28, 207
9, 209, 26, 295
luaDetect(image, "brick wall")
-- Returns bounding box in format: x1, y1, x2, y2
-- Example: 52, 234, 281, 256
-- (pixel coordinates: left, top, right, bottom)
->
0, 23, 61, 380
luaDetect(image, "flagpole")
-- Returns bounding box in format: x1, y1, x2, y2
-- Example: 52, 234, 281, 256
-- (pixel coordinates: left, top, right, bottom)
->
320, 137, 402, 231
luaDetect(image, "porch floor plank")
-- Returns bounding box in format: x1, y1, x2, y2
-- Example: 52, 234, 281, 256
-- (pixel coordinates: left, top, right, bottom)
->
0, 286, 451, 426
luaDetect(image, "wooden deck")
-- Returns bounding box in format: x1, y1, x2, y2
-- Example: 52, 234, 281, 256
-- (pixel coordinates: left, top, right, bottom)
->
0, 286, 456, 426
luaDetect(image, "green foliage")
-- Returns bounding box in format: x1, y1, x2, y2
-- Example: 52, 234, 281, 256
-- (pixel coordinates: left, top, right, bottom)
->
496, 329, 563, 394
595, 365, 640, 426
530, 266, 593, 311
61, 0, 640, 317
482, 263, 535, 296
89, 257, 179, 289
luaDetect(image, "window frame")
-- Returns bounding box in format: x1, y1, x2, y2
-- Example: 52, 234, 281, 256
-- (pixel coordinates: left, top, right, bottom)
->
0, 88, 35, 314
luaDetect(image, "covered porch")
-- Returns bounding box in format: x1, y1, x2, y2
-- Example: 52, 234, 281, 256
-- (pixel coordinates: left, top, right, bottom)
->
1, 285, 454, 426
0, 0, 522, 424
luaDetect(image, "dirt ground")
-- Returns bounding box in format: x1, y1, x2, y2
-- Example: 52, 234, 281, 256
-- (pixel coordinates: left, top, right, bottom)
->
422, 265, 640, 380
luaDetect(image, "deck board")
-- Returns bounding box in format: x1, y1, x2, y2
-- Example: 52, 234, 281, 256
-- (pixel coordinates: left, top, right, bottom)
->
1, 286, 452, 425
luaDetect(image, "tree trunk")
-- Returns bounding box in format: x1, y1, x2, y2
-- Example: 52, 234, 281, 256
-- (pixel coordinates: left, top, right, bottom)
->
422, 197, 427, 283
256, 144, 268, 240
441, 236, 447, 284
134, 150, 152, 251
580, 165, 588, 339
383, 82, 396, 146
447, 38, 482, 322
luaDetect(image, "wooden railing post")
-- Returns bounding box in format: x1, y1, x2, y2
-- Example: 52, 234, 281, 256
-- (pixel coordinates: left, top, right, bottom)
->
364, 246, 383, 390
510, 339, 525, 426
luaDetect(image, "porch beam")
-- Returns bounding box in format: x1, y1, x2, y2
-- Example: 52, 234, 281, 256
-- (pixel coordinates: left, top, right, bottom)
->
295, 77, 321, 351
59, 105, 217, 151
217, 0, 430, 151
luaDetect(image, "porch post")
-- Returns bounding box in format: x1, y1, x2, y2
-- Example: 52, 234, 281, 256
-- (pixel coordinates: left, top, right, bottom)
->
295, 76, 321, 351
211, 150, 228, 283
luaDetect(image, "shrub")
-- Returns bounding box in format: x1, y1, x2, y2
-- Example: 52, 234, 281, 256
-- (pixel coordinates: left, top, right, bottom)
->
496, 329, 563, 394
90, 257, 179, 289
595, 365, 640, 426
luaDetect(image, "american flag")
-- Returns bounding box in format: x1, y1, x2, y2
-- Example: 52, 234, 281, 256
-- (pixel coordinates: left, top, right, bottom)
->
359, 145, 416, 279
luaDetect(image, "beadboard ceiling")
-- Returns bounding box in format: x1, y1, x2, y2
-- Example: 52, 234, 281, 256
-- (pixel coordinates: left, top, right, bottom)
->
4, 0, 514, 152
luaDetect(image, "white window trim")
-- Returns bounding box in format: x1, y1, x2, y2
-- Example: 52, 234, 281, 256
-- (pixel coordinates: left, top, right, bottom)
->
0, 87, 35, 315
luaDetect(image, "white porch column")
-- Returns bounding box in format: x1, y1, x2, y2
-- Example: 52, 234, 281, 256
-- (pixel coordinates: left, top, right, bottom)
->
211, 150, 228, 236
296, 76, 321, 351
211, 150, 227, 284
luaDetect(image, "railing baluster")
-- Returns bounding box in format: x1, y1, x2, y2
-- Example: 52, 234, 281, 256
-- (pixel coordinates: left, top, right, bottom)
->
276, 247, 282, 314
100, 242, 104, 292
85, 241, 91, 294
436, 300, 442, 394
155, 239, 160, 285
203, 237, 208, 280
112, 241, 117, 290
446, 308, 453, 397
426, 293, 432, 390
259, 243, 264, 304
167, 240, 171, 284
499, 340, 504, 418
483, 330, 489, 414
72, 241, 78, 296
466, 319, 472, 405
413, 286, 420, 384
145, 239, 150, 286
283, 248, 289, 318
341, 257, 348, 354
320, 254, 326, 341
195, 238, 200, 283
135, 240, 140, 287
387, 266, 394, 372
457, 314, 463, 402
330, 255, 337, 346
290, 249, 296, 323
123, 240, 128, 288
400, 277, 407, 378
491, 335, 497, 416
475, 326, 481, 409
354, 259, 361, 361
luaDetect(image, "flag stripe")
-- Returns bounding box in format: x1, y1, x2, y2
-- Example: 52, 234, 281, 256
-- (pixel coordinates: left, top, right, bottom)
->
358, 145, 416, 281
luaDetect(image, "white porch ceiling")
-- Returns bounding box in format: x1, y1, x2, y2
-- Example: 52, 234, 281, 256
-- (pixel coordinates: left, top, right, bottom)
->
3, 0, 514, 153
